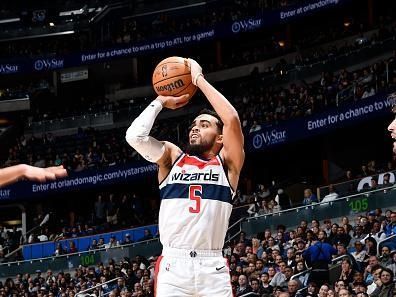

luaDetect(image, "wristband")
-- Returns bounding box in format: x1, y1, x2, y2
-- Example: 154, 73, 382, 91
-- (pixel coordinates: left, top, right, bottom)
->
193, 73, 204, 85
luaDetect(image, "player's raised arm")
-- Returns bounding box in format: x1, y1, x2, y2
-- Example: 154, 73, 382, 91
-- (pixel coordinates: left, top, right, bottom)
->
125, 94, 190, 176
0, 164, 67, 187
188, 58, 245, 174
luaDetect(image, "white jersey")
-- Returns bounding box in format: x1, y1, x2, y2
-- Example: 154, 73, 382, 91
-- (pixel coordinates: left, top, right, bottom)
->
158, 153, 234, 250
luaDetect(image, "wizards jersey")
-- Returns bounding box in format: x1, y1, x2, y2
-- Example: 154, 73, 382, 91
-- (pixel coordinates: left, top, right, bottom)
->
158, 153, 234, 250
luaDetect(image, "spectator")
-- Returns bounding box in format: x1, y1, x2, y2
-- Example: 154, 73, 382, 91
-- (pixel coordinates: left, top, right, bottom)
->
351, 241, 368, 269
366, 221, 387, 243
138, 229, 153, 242
122, 233, 133, 245
384, 212, 396, 236
302, 238, 337, 284
287, 279, 301, 297
387, 251, 396, 281
367, 265, 383, 295
332, 227, 351, 247
53, 243, 65, 256
302, 189, 318, 205
106, 194, 119, 226
105, 236, 119, 248
321, 184, 339, 202
88, 239, 98, 250
380, 246, 392, 267
236, 274, 251, 296
370, 268, 396, 297
68, 241, 77, 253
337, 258, 356, 284
276, 189, 292, 210
94, 195, 106, 224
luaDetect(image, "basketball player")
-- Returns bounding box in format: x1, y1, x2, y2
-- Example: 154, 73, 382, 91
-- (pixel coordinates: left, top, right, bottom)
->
125, 58, 244, 296
0, 164, 67, 187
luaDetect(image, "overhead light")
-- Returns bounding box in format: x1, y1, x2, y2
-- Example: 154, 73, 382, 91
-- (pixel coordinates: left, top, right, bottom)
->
278, 41, 285, 47
49, 22, 55, 27
343, 21, 351, 27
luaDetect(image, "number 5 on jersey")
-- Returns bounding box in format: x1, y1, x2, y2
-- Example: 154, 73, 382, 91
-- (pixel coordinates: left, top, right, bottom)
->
189, 185, 202, 213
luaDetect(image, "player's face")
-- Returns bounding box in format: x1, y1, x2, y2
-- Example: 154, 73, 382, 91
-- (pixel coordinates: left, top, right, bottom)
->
188, 114, 222, 154
388, 110, 396, 153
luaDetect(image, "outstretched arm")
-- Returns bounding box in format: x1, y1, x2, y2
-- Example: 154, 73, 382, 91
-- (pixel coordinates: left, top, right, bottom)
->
0, 164, 67, 187
125, 94, 190, 180
189, 58, 245, 175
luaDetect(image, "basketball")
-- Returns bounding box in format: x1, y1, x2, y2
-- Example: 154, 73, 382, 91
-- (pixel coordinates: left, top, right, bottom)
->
152, 56, 197, 97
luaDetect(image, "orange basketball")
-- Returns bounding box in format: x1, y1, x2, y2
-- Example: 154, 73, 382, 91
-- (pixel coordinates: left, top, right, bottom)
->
152, 56, 197, 97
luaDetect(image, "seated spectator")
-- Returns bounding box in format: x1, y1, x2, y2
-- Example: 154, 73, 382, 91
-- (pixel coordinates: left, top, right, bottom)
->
53, 243, 65, 256
68, 241, 77, 253
380, 246, 392, 267
351, 241, 368, 268
387, 251, 396, 281
105, 236, 119, 248
138, 229, 153, 242
122, 233, 133, 245
384, 211, 396, 236
321, 184, 339, 202
88, 239, 98, 250
370, 268, 396, 296
236, 274, 251, 296
302, 188, 318, 205
337, 258, 356, 284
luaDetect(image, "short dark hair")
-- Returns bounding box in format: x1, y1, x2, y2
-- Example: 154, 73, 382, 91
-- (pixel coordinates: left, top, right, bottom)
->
196, 109, 224, 133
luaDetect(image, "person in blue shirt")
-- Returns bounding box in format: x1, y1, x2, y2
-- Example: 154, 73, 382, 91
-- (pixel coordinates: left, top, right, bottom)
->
302, 239, 337, 285
302, 188, 318, 205
384, 211, 396, 236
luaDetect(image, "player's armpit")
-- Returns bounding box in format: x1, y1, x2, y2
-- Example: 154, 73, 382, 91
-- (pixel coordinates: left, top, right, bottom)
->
157, 141, 182, 182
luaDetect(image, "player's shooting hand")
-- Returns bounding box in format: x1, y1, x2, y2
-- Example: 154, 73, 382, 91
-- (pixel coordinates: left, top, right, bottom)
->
156, 94, 190, 110
187, 58, 203, 85
23, 165, 68, 182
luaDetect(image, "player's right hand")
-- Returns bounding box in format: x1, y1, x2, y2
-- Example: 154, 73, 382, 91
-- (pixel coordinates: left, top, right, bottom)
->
187, 58, 203, 85
156, 94, 190, 110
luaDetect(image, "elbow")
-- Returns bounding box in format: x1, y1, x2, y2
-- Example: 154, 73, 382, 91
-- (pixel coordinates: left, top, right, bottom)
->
223, 112, 241, 127
125, 127, 146, 148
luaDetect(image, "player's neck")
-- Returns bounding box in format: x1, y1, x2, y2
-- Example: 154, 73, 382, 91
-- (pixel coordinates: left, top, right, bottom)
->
191, 151, 216, 160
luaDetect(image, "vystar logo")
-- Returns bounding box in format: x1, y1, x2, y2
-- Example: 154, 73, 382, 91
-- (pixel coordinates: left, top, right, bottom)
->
0, 189, 11, 200
171, 169, 219, 182
0, 64, 20, 74
231, 18, 262, 33
34, 58, 64, 71
252, 129, 287, 149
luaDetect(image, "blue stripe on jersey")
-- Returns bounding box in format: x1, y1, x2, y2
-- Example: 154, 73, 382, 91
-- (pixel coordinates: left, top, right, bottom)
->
160, 183, 233, 204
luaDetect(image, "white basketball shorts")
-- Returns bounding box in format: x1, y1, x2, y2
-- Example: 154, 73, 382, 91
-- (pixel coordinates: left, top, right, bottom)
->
154, 247, 233, 297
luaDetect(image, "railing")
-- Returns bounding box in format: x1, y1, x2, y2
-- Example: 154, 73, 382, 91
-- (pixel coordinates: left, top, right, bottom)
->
0, 238, 161, 278
318, 169, 396, 199
227, 186, 396, 241
21, 224, 159, 260
377, 234, 396, 255
239, 292, 260, 297
225, 218, 244, 244
75, 277, 122, 297
290, 268, 312, 282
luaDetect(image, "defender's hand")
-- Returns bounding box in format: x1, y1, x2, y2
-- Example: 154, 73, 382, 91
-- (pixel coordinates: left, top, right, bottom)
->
156, 94, 190, 110
23, 165, 67, 182
187, 58, 203, 86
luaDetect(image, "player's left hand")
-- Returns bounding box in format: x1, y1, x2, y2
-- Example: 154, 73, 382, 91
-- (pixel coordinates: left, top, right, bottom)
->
156, 94, 190, 110
187, 58, 203, 85
23, 165, 68, 182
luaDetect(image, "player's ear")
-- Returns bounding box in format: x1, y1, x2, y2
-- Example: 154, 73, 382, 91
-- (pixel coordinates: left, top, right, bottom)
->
216, 134, 223, 144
